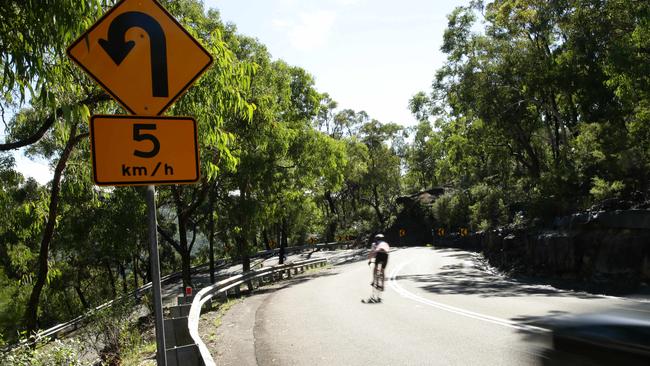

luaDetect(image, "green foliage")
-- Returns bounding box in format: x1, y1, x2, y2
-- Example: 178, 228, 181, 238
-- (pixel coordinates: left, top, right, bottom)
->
0, 339, 87, 366
164, 0, 255, 179
431, 186, 507, 232
0, 0, 103, 106
469, 184, 508, 231
2, 0, 648, 352
0, 165, 47, 339
79, 299, 139, 366
590, 177, 625, 202
408, 0, 650, 229
431, 191, 470, 230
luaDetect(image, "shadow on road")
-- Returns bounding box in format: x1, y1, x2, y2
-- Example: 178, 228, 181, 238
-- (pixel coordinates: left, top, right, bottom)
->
397, 264, 604, 300
360, 298, 382, 305
410, 246, 644, 299
240, 270, 341, 297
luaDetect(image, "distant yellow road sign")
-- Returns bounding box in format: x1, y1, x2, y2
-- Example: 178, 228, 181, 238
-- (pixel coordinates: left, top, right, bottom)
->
269, 240, 277, 249
459, 228, 469, 237
436, 228, 445, 236
90, 115, 199, 185
67, 0, 213, 115
399, 229, 406, 237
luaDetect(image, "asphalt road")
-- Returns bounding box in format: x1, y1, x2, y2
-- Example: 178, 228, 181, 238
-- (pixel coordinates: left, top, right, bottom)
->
209, 247, 649, 366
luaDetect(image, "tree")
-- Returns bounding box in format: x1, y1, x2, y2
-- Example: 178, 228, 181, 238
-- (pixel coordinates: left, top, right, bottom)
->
1, 0, 254, 333
146, 1, 255, 288
414, 0, 650, 226
403, 120, 442, 191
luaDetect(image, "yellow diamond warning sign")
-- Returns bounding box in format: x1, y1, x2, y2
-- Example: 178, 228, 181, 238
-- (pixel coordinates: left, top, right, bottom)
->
90, 115, 200, 185
67, 0, 213, 115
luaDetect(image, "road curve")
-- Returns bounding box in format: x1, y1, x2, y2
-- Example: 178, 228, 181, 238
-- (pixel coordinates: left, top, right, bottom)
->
207, 247, 647, 366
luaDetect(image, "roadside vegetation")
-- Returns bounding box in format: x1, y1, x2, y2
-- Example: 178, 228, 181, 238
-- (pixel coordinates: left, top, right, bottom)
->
1, 0, 647, 362
407, 0, 649, 230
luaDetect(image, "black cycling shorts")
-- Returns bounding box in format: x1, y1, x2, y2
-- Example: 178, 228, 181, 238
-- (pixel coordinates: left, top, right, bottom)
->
375, 251, 388, 268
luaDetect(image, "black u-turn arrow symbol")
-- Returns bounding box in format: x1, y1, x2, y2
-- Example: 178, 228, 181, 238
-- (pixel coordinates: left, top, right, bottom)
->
99, 12, 169, 97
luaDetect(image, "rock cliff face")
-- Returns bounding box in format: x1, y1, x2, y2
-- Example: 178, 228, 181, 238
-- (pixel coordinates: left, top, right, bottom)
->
439, 210, 650, 291
384, 188, 443, 246
386, 190, 650, 290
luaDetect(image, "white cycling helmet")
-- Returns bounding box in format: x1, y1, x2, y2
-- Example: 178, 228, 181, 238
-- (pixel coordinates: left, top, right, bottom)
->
374, 233, 384, 239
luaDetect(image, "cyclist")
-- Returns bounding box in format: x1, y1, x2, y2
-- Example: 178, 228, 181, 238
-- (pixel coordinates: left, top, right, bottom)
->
368, 233, 390, 290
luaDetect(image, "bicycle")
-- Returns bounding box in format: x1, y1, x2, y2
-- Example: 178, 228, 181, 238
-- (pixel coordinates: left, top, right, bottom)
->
371, 258, 386, 290
362, 258, 385, 303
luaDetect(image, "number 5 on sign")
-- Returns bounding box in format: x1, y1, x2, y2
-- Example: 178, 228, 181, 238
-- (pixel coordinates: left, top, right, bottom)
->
90, 115, 200, 186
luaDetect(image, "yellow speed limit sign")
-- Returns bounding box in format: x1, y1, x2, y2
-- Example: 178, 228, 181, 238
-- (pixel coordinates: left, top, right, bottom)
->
90, 115, 199, 186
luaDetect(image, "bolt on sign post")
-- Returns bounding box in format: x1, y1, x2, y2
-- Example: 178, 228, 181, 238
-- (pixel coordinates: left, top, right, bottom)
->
67, 0, 213, 364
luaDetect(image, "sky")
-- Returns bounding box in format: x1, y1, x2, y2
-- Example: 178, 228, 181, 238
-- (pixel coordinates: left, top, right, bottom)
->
205, 0, 468, 125
11, 0, 469, 185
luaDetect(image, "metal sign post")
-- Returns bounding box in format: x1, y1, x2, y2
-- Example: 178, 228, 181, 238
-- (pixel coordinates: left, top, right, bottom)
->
67, 1, 213, 364
146, 185, 167, 366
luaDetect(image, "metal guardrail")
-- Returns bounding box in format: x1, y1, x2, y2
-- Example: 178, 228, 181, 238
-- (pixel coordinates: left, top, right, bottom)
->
2, 259, 227, 352
251, 240, 358, 258
2, 240, 358, 353
187, 258, 328, 366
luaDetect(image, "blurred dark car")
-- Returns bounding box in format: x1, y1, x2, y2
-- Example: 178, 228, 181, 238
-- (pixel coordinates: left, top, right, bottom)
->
540, 310, 650, 365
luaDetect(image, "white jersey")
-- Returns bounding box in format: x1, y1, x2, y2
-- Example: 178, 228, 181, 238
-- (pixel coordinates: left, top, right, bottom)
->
370, 240, 390, 256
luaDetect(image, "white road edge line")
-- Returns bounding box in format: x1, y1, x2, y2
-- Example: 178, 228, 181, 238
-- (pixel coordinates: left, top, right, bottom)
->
388, 261, 549, 334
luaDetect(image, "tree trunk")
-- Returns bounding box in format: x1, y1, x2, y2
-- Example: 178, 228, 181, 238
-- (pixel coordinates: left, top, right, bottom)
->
0, 93, 109, 151
143, 253, 152, 284
372, 186, 386, 229
180, 250, 192, 289
512, 124, 541, 179
75, 269, 89, 309
237, 182, 251, 273
326, 221, 337, 243
106, 263, 117, 299
24, 123, 83, 334
63, 287, 75, 316
324, 191, 338, 242
279, 218, 287, 265
263, 229, 270, 250
238, 235, 250, 272
208, 191, 216, 284
119, 263, 128, 295
132, 255, 139, 290
173, 186, 193, 288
